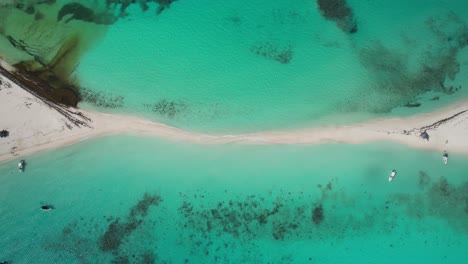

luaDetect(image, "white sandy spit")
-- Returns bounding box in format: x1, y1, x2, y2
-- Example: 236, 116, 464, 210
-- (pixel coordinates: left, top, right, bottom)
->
1, 69, 468, 164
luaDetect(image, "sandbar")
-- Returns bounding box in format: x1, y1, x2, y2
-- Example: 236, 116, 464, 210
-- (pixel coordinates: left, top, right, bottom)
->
1, 63, 468, 164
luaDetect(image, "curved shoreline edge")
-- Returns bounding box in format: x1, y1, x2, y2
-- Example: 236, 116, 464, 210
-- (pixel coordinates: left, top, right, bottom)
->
1, 65, 468, 164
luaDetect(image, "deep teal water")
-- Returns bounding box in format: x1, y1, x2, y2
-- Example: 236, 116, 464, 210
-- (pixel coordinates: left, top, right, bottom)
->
0, 136, 467, 263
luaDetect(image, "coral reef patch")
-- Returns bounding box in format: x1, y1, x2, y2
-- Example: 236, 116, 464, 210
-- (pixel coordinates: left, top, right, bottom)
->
316, 0, 357, 34
42, 175, 468, 262
45, 192, 163, 263
100, 193, 163, 252
341, 13, 468, 113
250, 42, 293, 64
106, 0, 177, 16
311, 204, 324, 225
144, 99, 188, 118
80, 88, 124, 109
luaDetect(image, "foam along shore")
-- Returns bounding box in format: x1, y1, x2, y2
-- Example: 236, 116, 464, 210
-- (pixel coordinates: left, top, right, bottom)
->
1, 67, 468, 164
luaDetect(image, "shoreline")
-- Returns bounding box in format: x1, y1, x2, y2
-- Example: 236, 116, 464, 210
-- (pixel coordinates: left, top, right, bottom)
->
2, 66, 468, 164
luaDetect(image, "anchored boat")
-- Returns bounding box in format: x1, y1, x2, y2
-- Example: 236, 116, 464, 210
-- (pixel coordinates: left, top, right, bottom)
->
18, 160, 25, 172
389, 169, 397, 182
443, 151, 448, 165
40, 205, 54, 211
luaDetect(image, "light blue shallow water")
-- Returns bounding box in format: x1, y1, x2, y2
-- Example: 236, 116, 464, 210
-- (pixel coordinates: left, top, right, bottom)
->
0, 136, 467, 263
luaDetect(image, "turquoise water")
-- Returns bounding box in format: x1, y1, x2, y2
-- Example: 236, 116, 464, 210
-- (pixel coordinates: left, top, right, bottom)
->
74, 0, 468, 132
0, 136, 467, 263
1, 0, 468, 132
1, 2, 468, 263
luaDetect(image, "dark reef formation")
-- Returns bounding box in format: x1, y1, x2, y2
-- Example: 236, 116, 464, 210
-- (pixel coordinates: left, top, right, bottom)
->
106, 0, 177, 16
80, 88, 124, 109
358, 41, 462, 107
145, 99, 188, 118
0, 0, 55, 11
100, 193, 162, 252
176, 181, 338, 249
41, 175, 468, 262
250, 42, 293, 64
225, 7, 307, 67
311, 204, 324, 225
316, 0, 357, 34
10, 1, 178, 26
0, 0, 55, 25
45, 192, 163, 263
4, 0, 177, 23
57, 3, 117, 25
427, 177, 468, 228
418, 171, 431, 189
340, 13, 468, 113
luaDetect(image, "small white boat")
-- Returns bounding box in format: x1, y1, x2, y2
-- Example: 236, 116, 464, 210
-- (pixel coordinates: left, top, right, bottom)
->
18, 160, 25, 172
443, 151, 448, 165
389, 169, 396, 182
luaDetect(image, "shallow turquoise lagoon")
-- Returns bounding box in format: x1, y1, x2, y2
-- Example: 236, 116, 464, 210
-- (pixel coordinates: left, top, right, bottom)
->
0, 137, 467, 263
2, 0, 468, 132
75, 0, 468, 132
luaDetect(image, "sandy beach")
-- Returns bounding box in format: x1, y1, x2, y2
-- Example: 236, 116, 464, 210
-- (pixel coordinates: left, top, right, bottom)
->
1, 66, 468, 164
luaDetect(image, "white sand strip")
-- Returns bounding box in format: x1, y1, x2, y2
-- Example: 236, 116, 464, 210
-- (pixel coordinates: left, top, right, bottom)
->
1, 69, 468, 164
